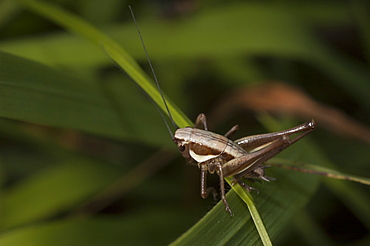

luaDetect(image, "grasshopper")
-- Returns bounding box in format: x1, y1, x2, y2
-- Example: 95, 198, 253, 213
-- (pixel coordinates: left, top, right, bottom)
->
173, 114, 315, 215
129, 7, 316, 215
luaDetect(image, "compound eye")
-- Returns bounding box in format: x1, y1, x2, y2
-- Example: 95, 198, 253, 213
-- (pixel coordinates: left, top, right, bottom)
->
178, 145, 186, 152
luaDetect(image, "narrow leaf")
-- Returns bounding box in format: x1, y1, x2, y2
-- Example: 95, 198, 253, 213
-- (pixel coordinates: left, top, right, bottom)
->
271, 158, 370, 185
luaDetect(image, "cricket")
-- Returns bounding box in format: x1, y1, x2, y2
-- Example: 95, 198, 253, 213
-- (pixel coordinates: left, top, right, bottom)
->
129, 7, 316, 215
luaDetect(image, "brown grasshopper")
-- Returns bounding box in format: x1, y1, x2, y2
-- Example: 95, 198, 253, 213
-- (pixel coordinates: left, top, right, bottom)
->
173, 114, 315, 215
129, 7, 316, 215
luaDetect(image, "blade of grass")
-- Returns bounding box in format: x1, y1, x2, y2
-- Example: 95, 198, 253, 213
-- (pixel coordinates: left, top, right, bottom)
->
18, 0, 190, 128
0, 209, 195, 246
260, 114, 370, 230
270, 158, 370, 185
0, 160, 122, 230
271, 159, 370, 229
0, 51, 174, 147
226, 178, 273, 246
7, 1, 370, 111
171, 167, 320, 245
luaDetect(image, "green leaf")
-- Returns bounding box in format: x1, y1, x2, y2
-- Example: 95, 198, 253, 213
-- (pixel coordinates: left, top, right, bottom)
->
4, 2, 369, 110
0, 52, 118, 135
17, 0, 191, 129
271, 158, 370, 185
0, 209, 192, 246
0, 160, 122, 229
172, 137, 323, 245
0, 51, 173, 147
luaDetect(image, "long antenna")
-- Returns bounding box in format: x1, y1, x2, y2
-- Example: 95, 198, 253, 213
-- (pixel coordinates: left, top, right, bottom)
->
128, 6, 178, 138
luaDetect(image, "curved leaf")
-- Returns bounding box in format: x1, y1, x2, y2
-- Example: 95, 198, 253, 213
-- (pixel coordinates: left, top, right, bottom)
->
271, 158, 370, 185
172, 139, 322, 245
0, 210, 192, 246
3, 2, 369, 110
0, 160, 122, 230
0, 51, 172, 147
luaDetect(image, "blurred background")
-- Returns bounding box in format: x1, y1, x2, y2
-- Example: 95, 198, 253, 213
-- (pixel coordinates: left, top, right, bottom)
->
0, 0, 369, 245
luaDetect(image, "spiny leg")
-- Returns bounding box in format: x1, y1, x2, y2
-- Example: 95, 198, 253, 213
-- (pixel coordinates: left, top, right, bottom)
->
234, 120, 315, 152
257, 165, 276, 182
222, 136, 291, 196
195, 114, 234, 215
222, 135, 291, 178
195, 113, 239, 138
224, 125, 239, 138
215, 163, 233, 216
230, 136, 292, 192
195, 113, 208, 130
231, 178, 260, 194
200, 168, 218, 201
232, 165, 275, 193
200, 163, 233, 215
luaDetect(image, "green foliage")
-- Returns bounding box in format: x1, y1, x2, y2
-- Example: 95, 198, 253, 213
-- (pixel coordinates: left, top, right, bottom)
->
0, 0, 369, 245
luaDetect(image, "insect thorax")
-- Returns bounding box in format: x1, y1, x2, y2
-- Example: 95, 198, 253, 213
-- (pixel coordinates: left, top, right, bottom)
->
173, 127, 247, 166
